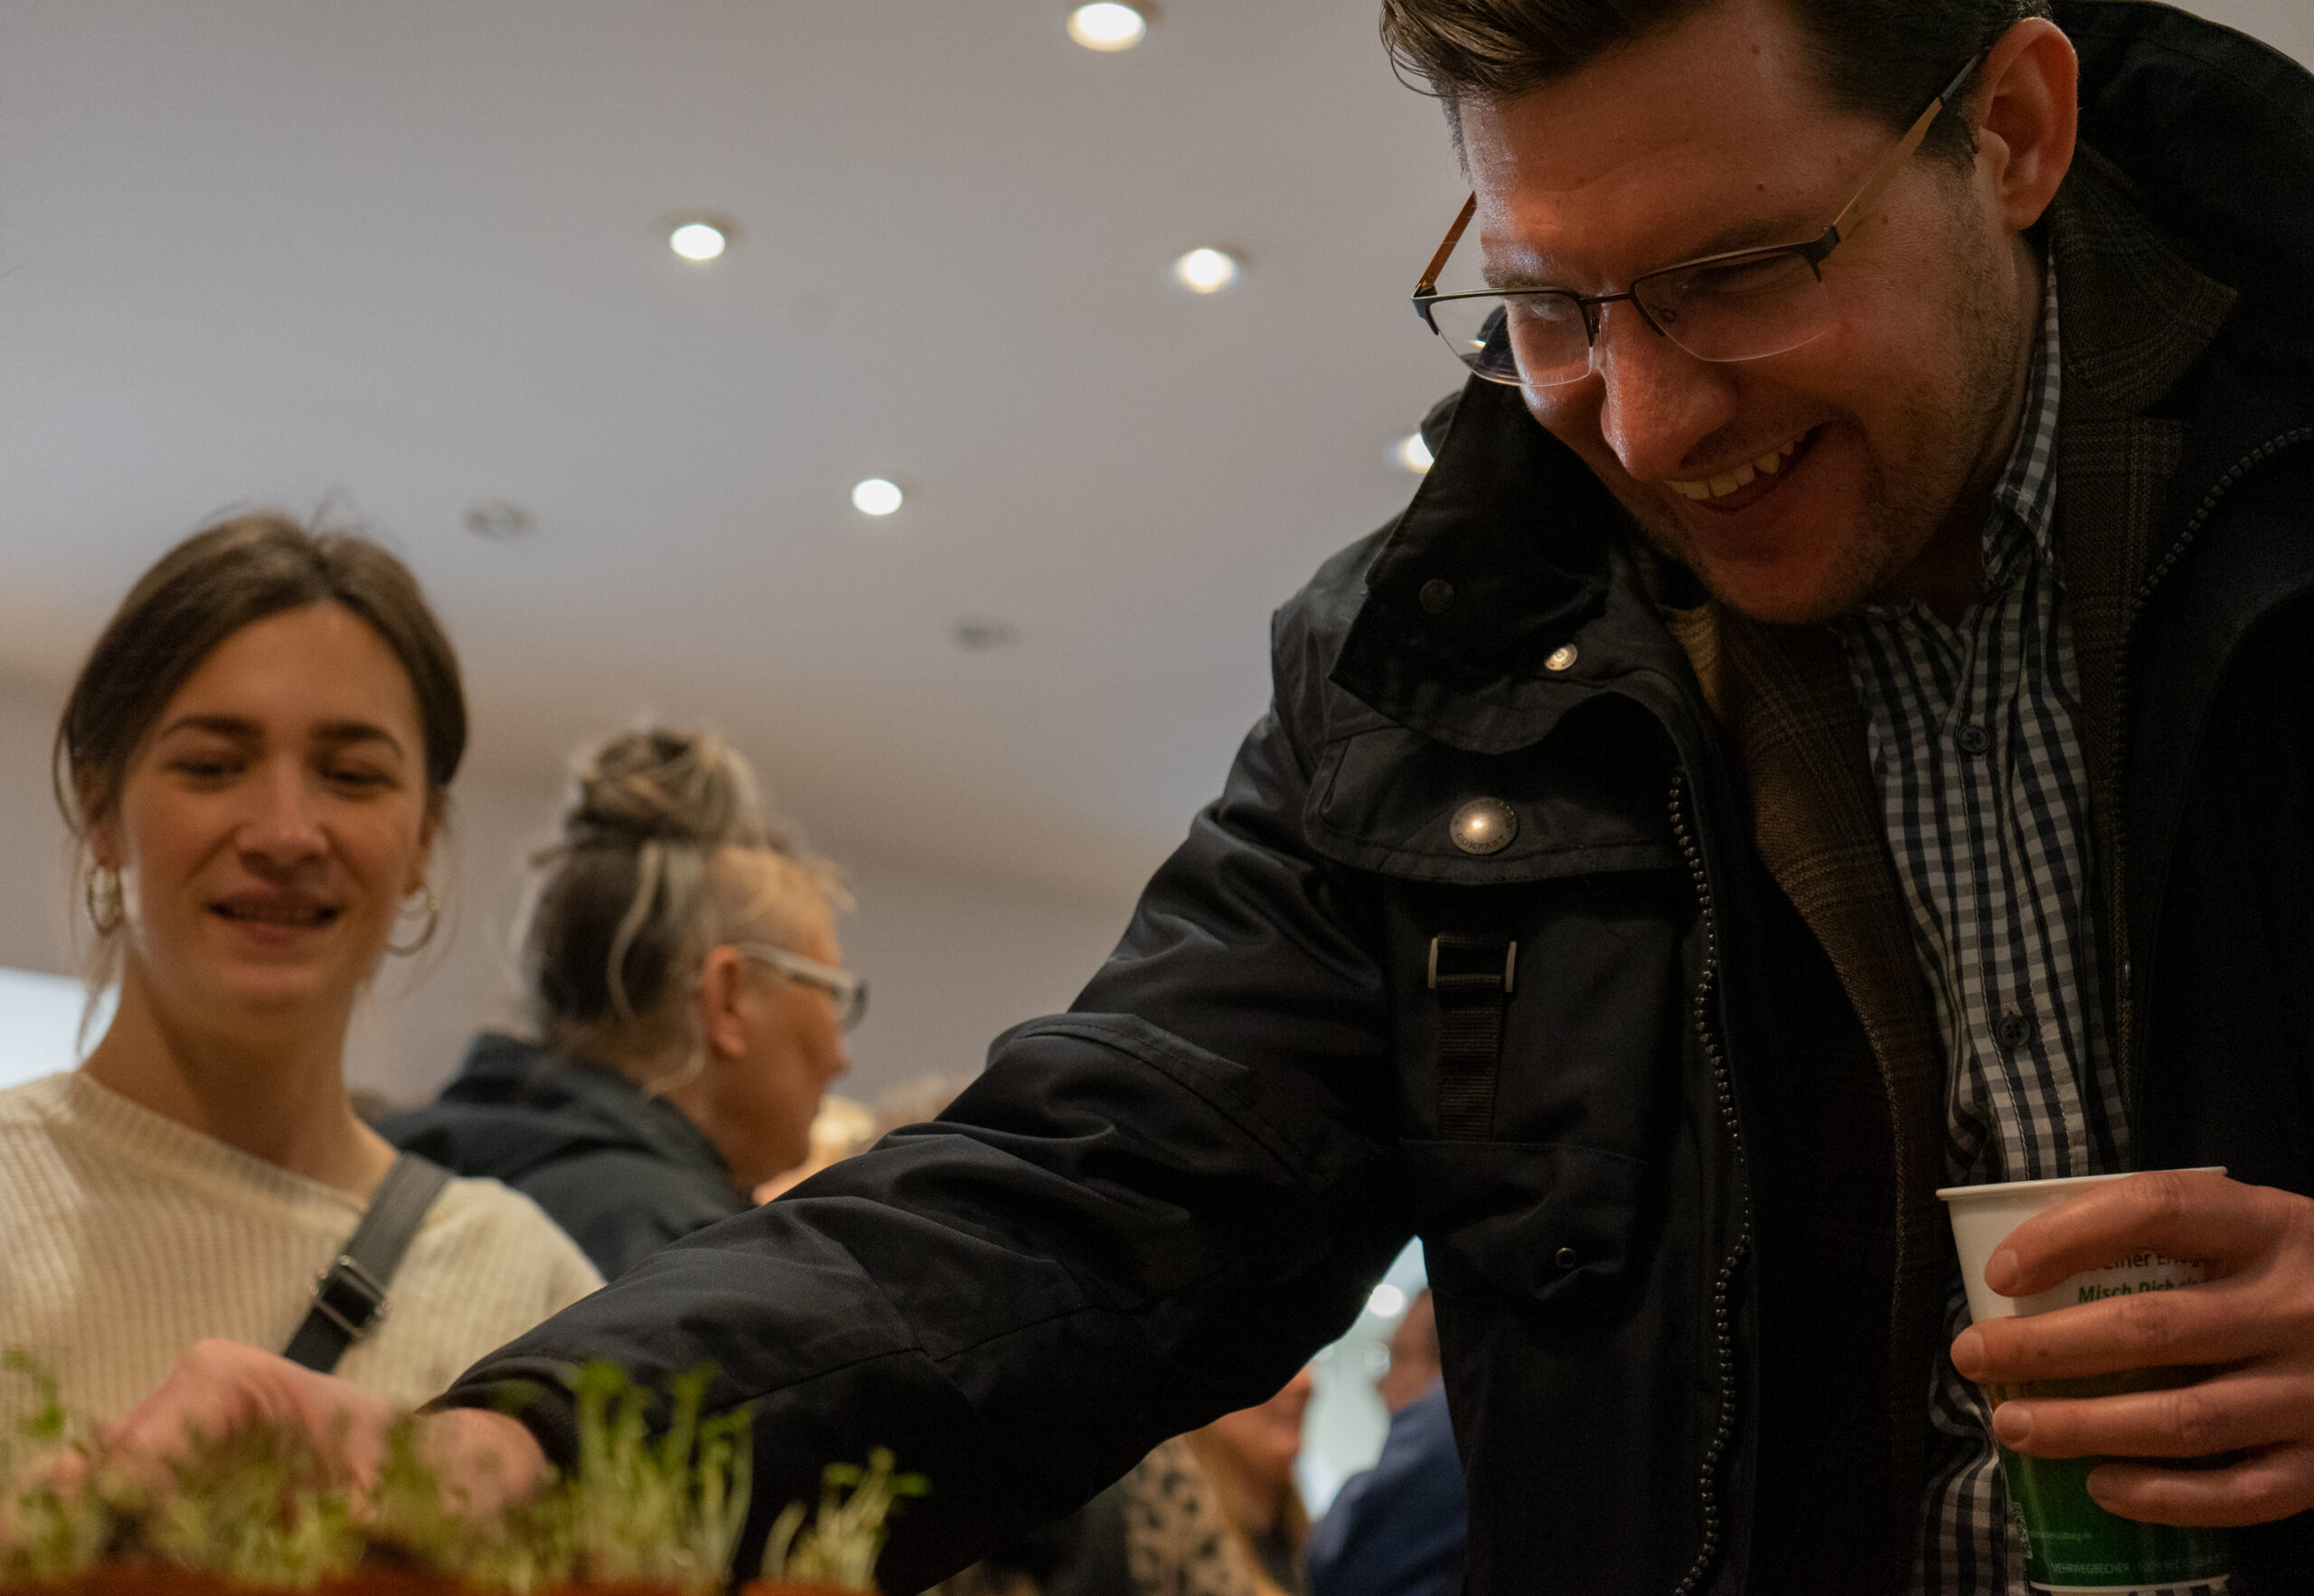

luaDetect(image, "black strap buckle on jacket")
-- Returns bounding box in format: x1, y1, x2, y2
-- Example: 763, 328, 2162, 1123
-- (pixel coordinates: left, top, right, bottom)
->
1429, 933, 1518, 1141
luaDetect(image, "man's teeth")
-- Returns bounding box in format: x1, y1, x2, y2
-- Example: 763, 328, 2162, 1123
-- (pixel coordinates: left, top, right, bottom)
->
1670, 437, 1801, 502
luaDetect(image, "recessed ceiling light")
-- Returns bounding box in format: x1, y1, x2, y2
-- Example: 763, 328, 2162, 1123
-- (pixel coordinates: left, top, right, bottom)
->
465, 500, 534, 540
1068, 3, 1148, 51
1394, 433, 1435, 474
669, 221, 728, 262
851, 477, 904, 516
1366, 1282, 1406, 1319
1172, 247, 1241, 295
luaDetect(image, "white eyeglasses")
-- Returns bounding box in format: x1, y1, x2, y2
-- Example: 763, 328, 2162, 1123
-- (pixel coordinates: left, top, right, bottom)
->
732, 942, 870, 1032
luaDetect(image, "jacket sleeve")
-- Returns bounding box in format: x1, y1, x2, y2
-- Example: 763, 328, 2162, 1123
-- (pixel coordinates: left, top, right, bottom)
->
436, 592, 1413, 1593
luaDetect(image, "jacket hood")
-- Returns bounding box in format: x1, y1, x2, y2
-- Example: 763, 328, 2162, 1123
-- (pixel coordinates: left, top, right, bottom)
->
1331, 0, 2314, 743
381, 1032, 732, 1187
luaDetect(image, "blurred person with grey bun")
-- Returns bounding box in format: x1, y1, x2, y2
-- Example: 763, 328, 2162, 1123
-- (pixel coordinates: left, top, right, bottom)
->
384, 728, 856, 1279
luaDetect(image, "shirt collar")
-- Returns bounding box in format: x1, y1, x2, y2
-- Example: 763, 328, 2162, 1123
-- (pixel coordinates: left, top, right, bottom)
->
1986, 263, 2065, 579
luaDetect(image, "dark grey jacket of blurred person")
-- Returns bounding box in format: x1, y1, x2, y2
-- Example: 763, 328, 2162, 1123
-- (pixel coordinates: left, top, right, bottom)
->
382, 1033, 748, 1280
438, 10, 2314, 1593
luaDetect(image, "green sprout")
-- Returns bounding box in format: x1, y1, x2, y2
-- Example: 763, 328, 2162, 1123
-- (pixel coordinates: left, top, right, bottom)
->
0, 1348, 906, 1592
761, 1448, 928, 1592
0, 1351, 111, 1586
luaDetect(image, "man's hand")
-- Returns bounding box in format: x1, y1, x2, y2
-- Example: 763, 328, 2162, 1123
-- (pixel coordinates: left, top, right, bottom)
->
97, 1339, 549, 1514
1949, 1169, 2314, 1526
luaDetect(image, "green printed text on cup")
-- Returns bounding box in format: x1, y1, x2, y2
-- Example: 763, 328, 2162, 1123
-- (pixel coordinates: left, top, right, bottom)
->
1939, 1171, 2232, 1593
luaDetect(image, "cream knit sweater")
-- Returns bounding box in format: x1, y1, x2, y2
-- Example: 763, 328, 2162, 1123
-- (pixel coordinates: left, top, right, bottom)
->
0, 1071, 602, 1423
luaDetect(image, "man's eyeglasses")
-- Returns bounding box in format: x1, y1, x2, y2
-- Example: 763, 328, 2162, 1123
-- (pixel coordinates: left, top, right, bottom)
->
1411, 54, 1982, 390
733, 942, 870, 1032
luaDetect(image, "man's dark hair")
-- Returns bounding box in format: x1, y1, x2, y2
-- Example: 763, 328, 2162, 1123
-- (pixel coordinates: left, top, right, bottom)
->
1380, 0, 2050, 163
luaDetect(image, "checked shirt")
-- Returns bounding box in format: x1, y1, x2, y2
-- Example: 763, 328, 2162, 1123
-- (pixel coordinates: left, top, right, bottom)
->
1833, 270, 2152, 1593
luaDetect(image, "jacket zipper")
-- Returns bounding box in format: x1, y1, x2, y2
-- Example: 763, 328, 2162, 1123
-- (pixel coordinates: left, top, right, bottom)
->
2108, 425, 2314, 1125
1668, 771, 1752, 1596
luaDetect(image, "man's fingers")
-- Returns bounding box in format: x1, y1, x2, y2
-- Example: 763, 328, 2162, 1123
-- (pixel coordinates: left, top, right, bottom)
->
1992, 1370, 2314, 1460
1958, 1273, 2281, 1383
422, 1408, 551, 1515
1987, 1171, 2276, 1296
2085, 1444, 2314, 1528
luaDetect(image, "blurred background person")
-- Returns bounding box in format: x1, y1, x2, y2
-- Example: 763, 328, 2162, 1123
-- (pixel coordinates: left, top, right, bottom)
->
1186, 1366, 1313, 1596
1305, 1291, 1465, 1596
0, 515, 599, 1422
384, 726, 856, 1278
752, 1072, 966, 1203
936, 1368, 1315, 1596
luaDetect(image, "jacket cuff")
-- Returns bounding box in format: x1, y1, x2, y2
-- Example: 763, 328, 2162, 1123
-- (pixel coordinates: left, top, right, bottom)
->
425, 1357, 586, 1471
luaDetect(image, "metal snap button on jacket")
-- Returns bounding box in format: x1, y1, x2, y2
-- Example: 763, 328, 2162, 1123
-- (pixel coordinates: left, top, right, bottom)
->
1555, 1246, 1580, 1270
1419, 577, 1455, 615
1450, 798, 1518, 855
1545, 643, 1578, 672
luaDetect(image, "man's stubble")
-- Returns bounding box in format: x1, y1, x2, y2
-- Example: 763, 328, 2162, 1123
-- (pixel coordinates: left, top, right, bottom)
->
1615, 206, 2035, 626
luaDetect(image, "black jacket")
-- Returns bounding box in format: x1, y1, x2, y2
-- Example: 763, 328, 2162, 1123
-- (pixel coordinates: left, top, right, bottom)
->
382, 1033, 748, 1280
447, 7, 2314, 1591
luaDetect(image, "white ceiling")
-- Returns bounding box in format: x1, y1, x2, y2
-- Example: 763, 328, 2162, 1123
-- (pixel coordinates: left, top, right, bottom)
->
0, 1, 2304, 905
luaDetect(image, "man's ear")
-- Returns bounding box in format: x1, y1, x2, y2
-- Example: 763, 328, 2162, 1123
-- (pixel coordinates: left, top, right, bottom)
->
698, 946, 749, 1062
1972, 18, 2079, 235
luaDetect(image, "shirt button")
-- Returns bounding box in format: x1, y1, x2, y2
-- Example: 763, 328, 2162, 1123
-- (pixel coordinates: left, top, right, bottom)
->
1997, 1009, 2037, 1051
1555, 1246, 1580, 1270
1419, 577, 1455, 615
1958, 724, 1990, 756
1545, 643, 1579, 673
1450, 798, 1519, 856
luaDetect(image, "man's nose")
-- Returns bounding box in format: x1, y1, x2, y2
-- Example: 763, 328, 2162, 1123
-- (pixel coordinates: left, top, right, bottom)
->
1591, 301, 1739, 483
240, 759, 328, 864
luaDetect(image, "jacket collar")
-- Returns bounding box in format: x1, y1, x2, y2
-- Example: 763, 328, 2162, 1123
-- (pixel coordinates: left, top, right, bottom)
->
1329, 379, 1698, 755
442, 1031, 736, 1182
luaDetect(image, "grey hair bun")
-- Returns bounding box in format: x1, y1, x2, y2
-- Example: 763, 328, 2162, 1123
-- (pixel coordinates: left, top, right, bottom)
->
526, 726, 830, 1038
560, 728, 783, 853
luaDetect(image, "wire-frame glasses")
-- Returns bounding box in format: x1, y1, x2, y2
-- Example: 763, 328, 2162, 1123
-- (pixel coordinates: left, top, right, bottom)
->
734, 941, 870, 1032
1411, 54, 1982, 390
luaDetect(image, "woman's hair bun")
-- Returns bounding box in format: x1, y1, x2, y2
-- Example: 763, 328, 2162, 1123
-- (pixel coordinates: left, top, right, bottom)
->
560, 728, 779, 853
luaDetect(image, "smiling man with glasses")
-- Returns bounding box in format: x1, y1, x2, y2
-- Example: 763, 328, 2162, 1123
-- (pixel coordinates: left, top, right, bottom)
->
1366, 0, 2314, 1586
100, 3, 2314, 1592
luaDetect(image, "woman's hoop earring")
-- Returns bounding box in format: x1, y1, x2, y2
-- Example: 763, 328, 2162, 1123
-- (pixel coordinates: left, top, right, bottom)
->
387, 884, 441, 957
83, 865, 124, 937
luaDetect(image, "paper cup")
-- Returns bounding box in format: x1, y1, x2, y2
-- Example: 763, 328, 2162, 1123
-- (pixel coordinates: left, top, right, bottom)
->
1939, 1170, 2233, 1594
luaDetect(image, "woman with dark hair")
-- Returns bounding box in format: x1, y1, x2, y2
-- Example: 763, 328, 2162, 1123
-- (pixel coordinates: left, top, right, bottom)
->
0, 514, 599, 1422
384, 727, 857, 1280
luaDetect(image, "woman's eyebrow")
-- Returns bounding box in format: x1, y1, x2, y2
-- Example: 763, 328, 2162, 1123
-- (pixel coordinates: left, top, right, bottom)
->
151, 715, 407, 761
153, 713, 260, 743
311, 720, 409, 759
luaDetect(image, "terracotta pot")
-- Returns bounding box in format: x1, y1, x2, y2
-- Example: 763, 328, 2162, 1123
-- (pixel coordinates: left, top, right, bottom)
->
24, 1576, 857, 1596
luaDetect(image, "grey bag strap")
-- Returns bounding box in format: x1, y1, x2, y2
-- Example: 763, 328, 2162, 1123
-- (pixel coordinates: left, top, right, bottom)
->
282, 1152, 452, 1374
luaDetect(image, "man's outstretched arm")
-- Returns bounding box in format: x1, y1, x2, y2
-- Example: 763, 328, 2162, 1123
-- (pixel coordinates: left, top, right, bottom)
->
438, 660, 1413, 1590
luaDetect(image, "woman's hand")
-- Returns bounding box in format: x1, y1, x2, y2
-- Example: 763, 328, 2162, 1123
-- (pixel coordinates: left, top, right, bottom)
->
98, 1338, 549, 1513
